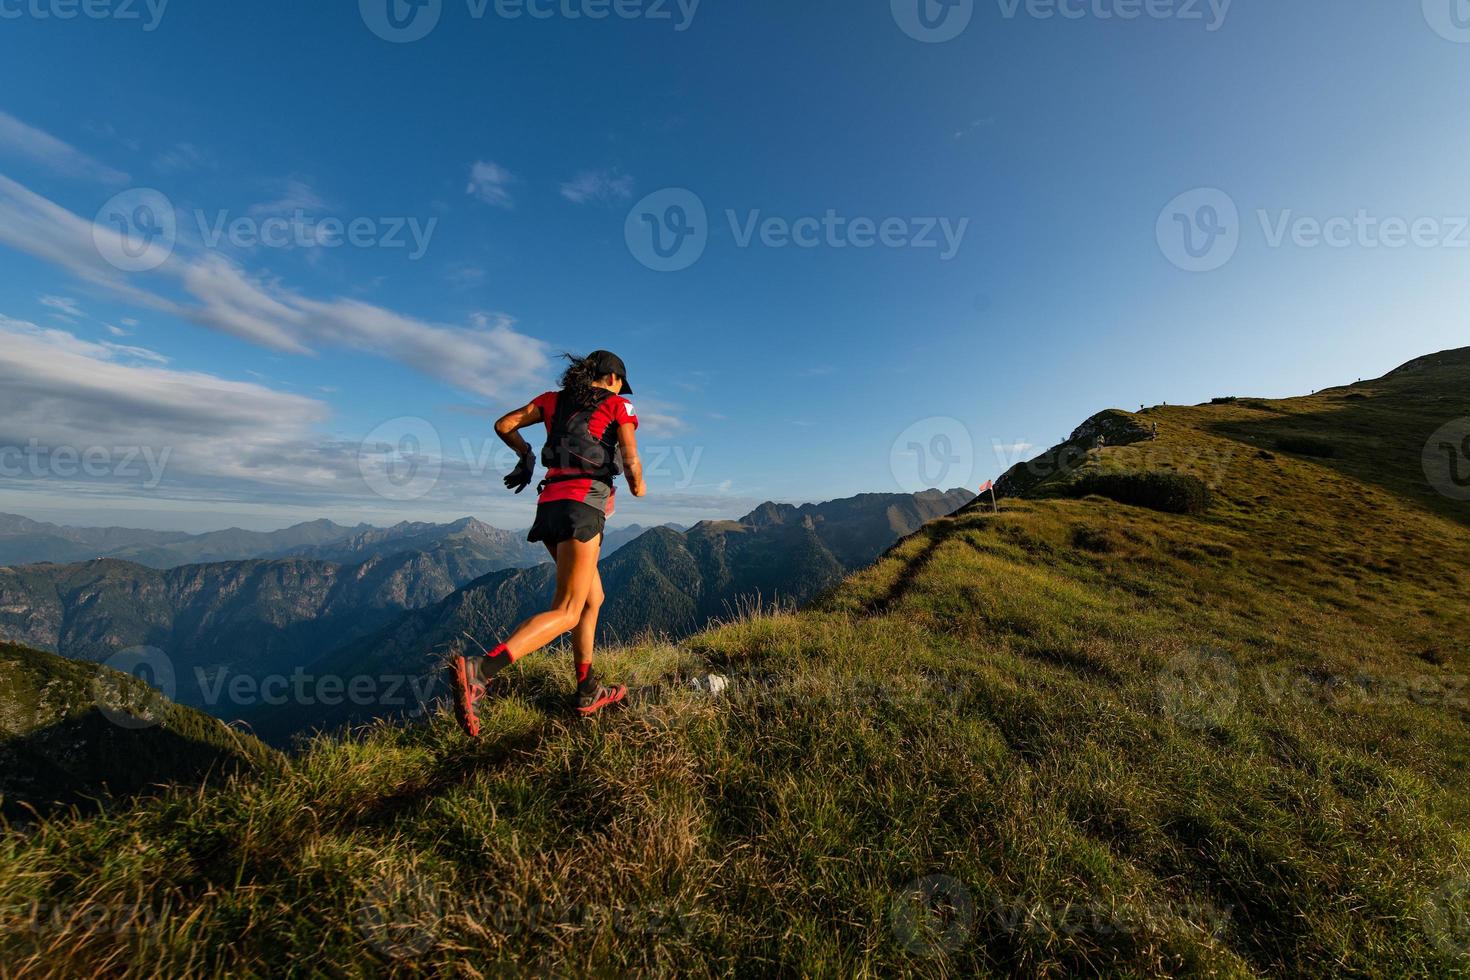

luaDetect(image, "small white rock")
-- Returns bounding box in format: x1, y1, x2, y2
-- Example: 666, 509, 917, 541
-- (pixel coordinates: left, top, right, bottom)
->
687, 673, 729, 697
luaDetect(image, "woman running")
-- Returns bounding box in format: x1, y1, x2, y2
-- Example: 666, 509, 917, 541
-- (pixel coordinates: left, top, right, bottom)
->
447, 350, 646, 736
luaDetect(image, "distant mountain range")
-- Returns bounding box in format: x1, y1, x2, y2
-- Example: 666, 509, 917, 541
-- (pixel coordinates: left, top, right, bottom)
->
0, 513, 684, 569
249, 488, 975, 742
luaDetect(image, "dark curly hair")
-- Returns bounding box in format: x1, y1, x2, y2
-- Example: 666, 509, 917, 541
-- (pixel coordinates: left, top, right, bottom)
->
558, 353, 605, 411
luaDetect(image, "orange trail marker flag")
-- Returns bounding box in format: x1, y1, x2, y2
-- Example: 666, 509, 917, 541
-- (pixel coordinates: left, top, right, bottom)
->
980, 480, 997, 512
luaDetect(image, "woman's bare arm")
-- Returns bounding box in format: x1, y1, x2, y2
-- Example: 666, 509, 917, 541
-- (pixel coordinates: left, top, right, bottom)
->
494, 402, 544, 459
618, 422, 647, 497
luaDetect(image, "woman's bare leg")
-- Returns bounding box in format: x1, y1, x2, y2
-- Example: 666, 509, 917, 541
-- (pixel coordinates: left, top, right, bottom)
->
572, 560, 605, 673
502, 536, 602, 660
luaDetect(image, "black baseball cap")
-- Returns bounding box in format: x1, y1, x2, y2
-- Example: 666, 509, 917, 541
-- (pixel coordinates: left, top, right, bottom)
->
589, 350, 632, 394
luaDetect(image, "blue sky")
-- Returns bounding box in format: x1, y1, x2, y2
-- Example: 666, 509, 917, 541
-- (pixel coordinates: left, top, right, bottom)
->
0, 0, 1467, 531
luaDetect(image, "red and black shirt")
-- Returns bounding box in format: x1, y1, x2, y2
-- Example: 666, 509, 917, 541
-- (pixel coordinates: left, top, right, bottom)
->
530, 390, 638, 516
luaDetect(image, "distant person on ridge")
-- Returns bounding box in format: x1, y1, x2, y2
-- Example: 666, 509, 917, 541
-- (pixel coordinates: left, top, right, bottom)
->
446, 351, 646, 736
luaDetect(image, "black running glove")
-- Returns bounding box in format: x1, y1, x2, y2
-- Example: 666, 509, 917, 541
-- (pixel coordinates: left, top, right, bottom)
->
504, 449, 536, 494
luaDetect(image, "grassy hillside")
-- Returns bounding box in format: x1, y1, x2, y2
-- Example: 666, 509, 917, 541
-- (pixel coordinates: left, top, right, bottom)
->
0, 643, 276, 822
1, 353, 1467, 976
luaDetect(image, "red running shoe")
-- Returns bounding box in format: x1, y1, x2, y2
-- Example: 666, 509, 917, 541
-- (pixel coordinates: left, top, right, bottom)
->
447, 652, 491, 737
575, 683, 628, 718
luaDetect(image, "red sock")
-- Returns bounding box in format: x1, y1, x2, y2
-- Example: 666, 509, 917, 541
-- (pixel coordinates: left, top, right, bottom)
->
576, 661, 591, 684
464, 636, 514, 675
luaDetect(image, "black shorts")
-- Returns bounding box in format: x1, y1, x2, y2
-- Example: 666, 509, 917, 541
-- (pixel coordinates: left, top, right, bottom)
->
527, 499, 606, 547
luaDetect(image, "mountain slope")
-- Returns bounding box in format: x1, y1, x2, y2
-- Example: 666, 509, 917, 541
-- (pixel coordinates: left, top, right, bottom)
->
250, 488, 973, 740
0, 551, 497, 711
0, 642, 275, 820
1, 352, 1467, 976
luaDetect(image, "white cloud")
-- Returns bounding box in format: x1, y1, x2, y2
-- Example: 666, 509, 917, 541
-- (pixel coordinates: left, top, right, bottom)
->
0, 314, 335, 496
0, 111, 129, 185
616, 395, 688, 439
0, 173, 551, 399
467, 161, 517, 208
560, 169, 635, 205
104, 324, 128, 337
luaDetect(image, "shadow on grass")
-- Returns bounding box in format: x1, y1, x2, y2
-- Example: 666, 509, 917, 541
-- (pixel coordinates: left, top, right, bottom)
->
0, 709, 259, 823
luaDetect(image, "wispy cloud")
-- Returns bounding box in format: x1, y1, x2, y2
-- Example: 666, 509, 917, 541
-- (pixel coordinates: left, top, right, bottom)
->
467, 161, 517, 208
248, 177, 328, 217
0, 111, 129, 185
560, 169, 635, 205
0, 173, 551, 399
40, 295, 84, 319
952, 117, 996, 140
445, 262, 487, 288
154, 141, 213, 175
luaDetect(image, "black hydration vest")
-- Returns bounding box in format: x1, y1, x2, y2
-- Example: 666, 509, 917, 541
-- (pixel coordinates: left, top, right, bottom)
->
540, 389, 622, 488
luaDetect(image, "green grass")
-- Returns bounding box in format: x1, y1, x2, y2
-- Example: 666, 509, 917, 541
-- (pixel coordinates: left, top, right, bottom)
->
2, 352, 1468, 977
